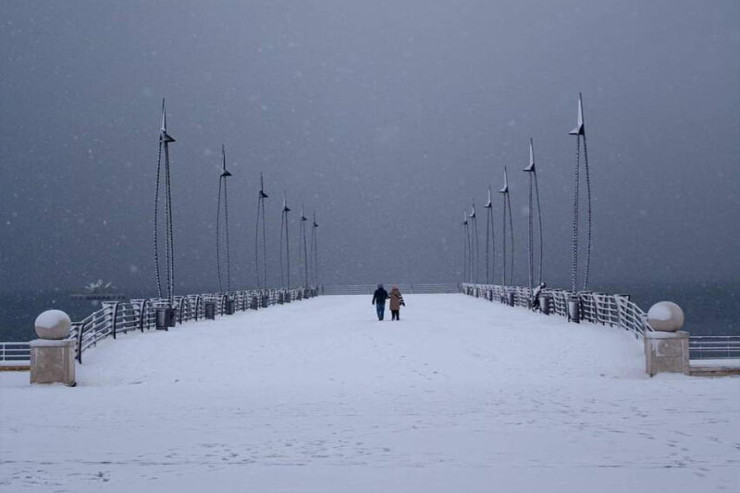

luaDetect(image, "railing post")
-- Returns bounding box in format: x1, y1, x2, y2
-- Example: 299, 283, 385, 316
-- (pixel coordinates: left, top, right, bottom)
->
614, 294, 630, 331
138, 300, 148, 333
75, 321, 85, 364
102, 301, 120, 340
112, 302, 120, 339
195, 295, 202, 321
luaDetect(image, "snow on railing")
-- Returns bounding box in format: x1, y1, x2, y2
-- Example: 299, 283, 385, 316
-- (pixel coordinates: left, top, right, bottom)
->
461, 283, 653, 341
61, 286, 319, 364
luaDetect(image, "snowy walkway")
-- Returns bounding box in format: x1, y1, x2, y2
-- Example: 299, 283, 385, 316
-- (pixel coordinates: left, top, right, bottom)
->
1, 294, 738, 492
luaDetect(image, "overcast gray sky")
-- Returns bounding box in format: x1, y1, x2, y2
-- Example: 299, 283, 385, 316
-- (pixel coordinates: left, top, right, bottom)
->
1, 0, 738, 295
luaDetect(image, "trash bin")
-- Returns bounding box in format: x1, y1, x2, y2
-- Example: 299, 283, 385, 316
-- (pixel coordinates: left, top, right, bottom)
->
568, 296, 580, 323
540, 295, 552, 315
250, 296, 259, 310
261, 294, 270, 307
284, 291, 291, 303
506, 292, 515, 306
204, 301, 216, 320
224, 299, 236, 315
156, 307, 174, 330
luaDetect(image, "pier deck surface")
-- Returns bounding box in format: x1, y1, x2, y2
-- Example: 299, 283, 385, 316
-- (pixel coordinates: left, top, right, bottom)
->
1, 294, 738, 492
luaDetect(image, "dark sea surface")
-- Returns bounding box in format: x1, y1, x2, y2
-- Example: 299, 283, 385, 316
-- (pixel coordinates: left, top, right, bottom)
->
0, 282, 737, 342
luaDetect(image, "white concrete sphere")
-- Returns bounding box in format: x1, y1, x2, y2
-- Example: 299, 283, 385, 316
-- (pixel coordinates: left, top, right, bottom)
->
647, 301, 684, 332
34, 310, 72, 340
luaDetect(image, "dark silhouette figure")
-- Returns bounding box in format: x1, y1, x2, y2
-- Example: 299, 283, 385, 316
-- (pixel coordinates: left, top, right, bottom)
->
372, 284, 389, 321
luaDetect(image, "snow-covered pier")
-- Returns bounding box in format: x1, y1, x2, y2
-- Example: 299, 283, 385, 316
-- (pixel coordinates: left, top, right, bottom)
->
1, 293, 738, 492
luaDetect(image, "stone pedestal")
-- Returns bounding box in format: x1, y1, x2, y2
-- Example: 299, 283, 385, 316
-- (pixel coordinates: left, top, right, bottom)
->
30, 339, 76, 386
644, 331, 689, 377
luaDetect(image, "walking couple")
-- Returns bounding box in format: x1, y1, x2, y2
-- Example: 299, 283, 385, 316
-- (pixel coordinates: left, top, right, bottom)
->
371, 284, 405, 321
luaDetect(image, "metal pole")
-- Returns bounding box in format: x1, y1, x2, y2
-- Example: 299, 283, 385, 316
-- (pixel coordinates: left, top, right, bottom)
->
156, 99, 176, 304
499, 167, 509, 286
527, 172, 534, 291
582, 113, 592, 291
311, 212, 319, 287
285, 199, 291, 288
254, 196, 261, 288
523, 138, 535, 292
261, 174, 268, 288
462, 211, 469, 283
301, 206, 309, 287
216, 145, 232, 293
569, 93, 587, 293
154, 123, 163, 299
280, 193, 291, 288
533, 170, 543, 285
216, 173, 223, 293
470, 201, 479, 284
506, 191, 514, 286
224, 164, 231, 293
484, 186, 492, 284
255, 173, 269, 289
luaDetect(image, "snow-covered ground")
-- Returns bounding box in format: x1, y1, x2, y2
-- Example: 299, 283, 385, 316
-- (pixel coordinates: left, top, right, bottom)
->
1, 294, 738, 492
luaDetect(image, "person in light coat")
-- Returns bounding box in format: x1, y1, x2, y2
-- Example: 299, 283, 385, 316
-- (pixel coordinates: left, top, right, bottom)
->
388, 285, 405, 321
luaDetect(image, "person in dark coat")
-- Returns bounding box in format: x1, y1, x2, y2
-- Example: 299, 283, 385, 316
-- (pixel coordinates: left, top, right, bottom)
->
388, 284, 405, 321
372, 283, 389, 320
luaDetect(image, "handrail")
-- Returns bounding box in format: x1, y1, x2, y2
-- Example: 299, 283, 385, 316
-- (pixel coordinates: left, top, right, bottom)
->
461, 282, 653, 341
0, 342, 31, 362
689, 335, 740, 360
2, 287, 735, 363
4, 286, 319, 364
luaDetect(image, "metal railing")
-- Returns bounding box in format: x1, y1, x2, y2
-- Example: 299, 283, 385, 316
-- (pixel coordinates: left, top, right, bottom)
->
70, 286, 319, 363
0, 286, 319, 364
461, 283, 654, 341
322, 283, 459, 295
0, 342, 31, 363
6, 284, 735, 363
689, 336, 740, 360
